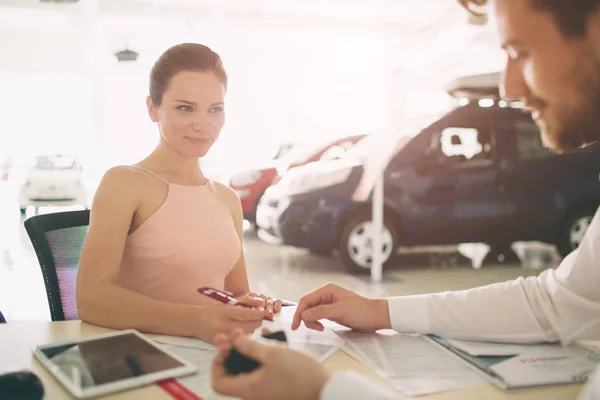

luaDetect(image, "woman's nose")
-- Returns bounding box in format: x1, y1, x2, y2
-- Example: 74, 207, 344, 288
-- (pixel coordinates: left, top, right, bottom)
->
191, 113, 209, 132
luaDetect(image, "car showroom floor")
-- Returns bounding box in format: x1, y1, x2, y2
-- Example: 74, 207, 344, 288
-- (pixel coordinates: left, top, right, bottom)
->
0, 181, 553, 322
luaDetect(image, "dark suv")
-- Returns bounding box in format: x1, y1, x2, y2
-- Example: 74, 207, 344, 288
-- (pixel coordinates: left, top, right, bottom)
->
257, 102, 600, 273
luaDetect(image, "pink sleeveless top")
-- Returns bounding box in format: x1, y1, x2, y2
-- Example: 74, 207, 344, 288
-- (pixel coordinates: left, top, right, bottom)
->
115, 168, 241, 306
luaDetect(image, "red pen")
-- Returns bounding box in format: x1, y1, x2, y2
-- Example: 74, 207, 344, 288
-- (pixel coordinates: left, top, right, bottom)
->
198, 287, 274, 321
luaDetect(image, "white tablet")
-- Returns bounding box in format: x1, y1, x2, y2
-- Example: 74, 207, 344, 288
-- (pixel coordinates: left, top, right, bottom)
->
32, 329, 197, 399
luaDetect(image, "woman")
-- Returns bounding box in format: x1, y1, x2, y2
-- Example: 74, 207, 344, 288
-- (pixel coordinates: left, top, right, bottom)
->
76, 43, 281, 342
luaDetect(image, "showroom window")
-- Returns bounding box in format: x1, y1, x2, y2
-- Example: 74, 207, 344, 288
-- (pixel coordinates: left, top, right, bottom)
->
515, 119, 553, 160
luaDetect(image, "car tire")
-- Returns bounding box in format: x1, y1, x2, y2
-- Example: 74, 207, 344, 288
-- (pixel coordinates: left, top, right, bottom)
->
338, 212, 399, 274
555, 208, 597, 258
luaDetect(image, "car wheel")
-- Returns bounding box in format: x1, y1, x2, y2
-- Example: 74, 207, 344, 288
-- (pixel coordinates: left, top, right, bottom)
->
555, 208, 596, 258
338, 213, 398, 274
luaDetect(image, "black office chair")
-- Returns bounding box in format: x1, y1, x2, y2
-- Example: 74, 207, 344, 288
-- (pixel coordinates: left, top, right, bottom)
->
24, 210, 89, 321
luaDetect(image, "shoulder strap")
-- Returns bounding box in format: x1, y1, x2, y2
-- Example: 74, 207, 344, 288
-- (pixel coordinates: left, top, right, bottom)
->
133, 166, 169, 184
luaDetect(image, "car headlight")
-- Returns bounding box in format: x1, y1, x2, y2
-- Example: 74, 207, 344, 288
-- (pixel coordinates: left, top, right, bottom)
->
280, 164, 353, 196
230, 171, 262, 187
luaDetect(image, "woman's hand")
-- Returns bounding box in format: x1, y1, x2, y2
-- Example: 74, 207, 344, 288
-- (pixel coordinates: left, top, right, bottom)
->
243, 292, 283, 320
196, 299, 268, 343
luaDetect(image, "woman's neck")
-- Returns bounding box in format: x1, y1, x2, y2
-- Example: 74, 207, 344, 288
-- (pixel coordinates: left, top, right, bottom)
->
139, 144, 206, 184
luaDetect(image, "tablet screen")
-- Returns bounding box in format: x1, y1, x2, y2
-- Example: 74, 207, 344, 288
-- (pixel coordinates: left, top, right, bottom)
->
39, 332, 185, 390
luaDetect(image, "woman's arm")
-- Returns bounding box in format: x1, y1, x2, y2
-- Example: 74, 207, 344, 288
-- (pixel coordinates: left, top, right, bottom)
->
209, 182, 282, 314
76, 168, 267, 341
76, 167, 203, 336
210, 182, 250, 296
76, 167, 236, 340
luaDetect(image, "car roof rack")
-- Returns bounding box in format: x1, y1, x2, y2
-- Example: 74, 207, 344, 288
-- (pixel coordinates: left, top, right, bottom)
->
446, 72, 501, 100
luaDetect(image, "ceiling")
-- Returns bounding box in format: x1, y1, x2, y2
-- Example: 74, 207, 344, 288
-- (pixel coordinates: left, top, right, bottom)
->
0, 0, 495, 69
0, 0, 466, 35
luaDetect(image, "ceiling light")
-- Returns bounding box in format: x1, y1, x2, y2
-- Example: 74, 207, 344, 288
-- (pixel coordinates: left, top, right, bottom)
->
115, 49, 139, 62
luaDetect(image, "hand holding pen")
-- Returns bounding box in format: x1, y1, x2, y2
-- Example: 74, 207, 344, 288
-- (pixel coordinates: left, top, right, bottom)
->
198, 287, 282, 322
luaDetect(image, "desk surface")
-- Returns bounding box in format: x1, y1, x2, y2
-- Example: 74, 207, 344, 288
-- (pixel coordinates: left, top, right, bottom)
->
0, 320, 593, 400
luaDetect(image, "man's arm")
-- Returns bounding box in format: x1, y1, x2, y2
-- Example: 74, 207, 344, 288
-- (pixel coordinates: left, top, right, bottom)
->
389, 211, 600, 344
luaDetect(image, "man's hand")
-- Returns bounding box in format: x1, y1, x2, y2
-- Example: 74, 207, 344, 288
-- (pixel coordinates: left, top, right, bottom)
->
211, 329, 330, 400
292, 283, 391, 332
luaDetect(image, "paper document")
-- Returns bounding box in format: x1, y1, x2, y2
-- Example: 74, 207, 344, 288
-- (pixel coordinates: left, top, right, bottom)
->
150, 334, 215, 351
377, 333, 486, 396
276, 306, 346, 330
161, 344, 233, 400
337, 330, 485, 397
442, 338, 540, 356
432, 336, 600, 390
263, 310, 345, 361
490, 345, 600, 388
336, 331, 390, 374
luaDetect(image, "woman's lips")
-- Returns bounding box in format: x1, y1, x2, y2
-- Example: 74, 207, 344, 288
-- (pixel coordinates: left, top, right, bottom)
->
186, 136, 211, 145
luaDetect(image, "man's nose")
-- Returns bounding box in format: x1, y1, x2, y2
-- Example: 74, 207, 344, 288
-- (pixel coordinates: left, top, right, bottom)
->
500, 59, 529, 101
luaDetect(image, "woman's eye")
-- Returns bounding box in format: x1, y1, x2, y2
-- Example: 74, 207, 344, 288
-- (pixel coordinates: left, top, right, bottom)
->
177, 105, 193, 112
210, 106, 224, 113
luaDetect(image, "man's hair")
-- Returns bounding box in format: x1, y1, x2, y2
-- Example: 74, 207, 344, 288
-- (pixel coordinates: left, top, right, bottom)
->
459, 0, 600, 37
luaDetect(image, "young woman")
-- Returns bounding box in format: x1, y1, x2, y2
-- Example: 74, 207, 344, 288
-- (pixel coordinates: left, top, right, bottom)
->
76, 43, 281, 342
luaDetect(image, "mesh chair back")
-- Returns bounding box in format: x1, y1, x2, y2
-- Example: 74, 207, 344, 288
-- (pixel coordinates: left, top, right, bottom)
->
24, 210, 89, 321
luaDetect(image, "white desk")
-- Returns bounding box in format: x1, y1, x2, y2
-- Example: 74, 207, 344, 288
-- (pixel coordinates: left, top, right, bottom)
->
0, 320, 594, 399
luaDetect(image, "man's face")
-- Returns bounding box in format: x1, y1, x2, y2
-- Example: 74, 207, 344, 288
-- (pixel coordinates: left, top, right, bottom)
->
492, 0, 600, 152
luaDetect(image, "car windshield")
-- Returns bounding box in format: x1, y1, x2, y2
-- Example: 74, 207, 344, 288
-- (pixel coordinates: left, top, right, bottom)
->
34, 155, 78, 170
279, 140, 333, 164
344, 133, 411, 163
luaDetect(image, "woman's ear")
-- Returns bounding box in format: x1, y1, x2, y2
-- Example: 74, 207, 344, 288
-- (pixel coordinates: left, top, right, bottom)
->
146, 96, 159, 122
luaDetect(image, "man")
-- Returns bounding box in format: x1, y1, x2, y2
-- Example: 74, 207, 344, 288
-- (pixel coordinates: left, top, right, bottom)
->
211, 1, 600, 399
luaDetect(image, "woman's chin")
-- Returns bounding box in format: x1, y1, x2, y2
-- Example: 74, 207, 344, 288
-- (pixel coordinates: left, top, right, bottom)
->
188, 148, 212, 158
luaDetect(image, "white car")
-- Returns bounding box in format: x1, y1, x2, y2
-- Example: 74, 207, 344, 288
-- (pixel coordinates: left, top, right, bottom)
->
19, 155, 89, 215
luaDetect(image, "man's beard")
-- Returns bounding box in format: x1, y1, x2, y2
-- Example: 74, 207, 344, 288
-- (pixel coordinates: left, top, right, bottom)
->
533, 57, 600, 153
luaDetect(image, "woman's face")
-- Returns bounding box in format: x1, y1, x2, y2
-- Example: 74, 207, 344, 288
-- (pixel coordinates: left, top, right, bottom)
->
147, 70, 226, 158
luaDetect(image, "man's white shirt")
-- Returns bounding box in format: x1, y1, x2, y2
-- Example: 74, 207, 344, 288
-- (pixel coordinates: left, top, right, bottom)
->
321, 208, 600, 400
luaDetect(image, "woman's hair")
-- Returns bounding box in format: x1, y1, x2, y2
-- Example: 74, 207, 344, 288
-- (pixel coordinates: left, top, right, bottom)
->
458, 0, 600, 37
149, 43, 228, 107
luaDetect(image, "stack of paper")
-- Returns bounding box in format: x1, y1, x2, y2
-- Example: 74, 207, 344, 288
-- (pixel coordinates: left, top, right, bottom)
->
442, 338, 545, 356
434, 336, 600, 389
150, 334, 216, 351
336, 330, 486, 397
261, 309, 345, 361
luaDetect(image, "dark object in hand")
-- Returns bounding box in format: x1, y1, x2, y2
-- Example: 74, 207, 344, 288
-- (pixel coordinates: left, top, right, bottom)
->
224, 331, 287, 375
